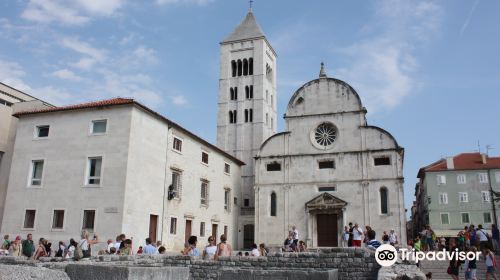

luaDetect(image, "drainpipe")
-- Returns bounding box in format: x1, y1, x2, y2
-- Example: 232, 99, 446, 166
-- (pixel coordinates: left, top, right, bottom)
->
488, 169, 498, 228
160, 126, 171, 243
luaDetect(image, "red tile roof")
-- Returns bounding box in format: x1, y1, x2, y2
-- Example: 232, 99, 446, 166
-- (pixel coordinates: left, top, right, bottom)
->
13, 97, 245, 166
418, 152, 500, 177
13, 97, 134, 116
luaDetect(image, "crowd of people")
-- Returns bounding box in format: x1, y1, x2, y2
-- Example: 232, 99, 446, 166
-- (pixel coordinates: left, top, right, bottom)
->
340, 222, 397, 250
411, 224, 499, 280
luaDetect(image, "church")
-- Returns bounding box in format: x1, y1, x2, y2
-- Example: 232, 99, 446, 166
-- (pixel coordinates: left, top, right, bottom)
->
216, 11, 407, 248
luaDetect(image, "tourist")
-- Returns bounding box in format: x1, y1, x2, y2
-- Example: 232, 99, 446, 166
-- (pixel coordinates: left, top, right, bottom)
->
215, 234, 232, 259
143, 238, 158, 255
414, 236, 421, 252
158, 246, 166, 254
45, 241, 52, 257
382, 231, 389, 245
469, 225, 476, 248
259, 243, 268, 256
463, 246, 477, 280
244, 252, 250, 256
250, 244, 260, 256
464, 226, 471, 248
348, 222, 353, 247
79, 230, 100, 258
342, 226, 349, 247
118, 233, 126, 251
120, 239, 133, 256
457, 231, 465, 251
33, 238, 47, 260
109, 247, 117, 254
283, 232, 294, 252
9, 236, 22, 257
237, 251, 243, 256
476, 224, 489, 251
298, 241, 307, 252
1, 235, 10, 250
447, 243, 460, 280
22, 233, 35, 258
137, 246, 143, 255
389, 229, 398, 246
363, 226, 372, 246
423, 226, 434, 251
202, 236, 217, 260
492, 224, 500, 253
291, 226, 299, 246
484, 247, 498, 280
65, 239, 77, 259
182, 236, 200, 257
106, 239, 114, 254
114, 235, 122, 253
55, 241, 65, 257
351, 223, 363, 247
366, 230, 381, 250
438, 236, 446, 251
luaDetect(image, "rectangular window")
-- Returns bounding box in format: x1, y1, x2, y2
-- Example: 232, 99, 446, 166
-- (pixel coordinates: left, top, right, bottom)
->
224, 163, 230, 174
461, 213, 470, 224
52, 210, 65, 229
484, 212, 492, 223
23, 210, 36, 229
318, 186, 336, 192
200, 222, 205, 237
437, 174, 446, 185
36, 125, 50, 138
200, 181, 209, 206
441, 213, 449, 225
170, 217, 177, 234
224, 189, 230, 211
318, 160, 335, 169
82, 210, 95, 231
202, 151, 209, 164
173, 137, 182, 152
266, 162, 281, 171
457, 174, 466, 184
478, 173, 489, 184
374, 157, 391, 166
170, 171, 182, 199
87, 157, 102, 185
482, 191, 491, 203
439, 193, 448, 205
91, 120, 107, 134
30, 160, 44, 186
459, 192, 468, 203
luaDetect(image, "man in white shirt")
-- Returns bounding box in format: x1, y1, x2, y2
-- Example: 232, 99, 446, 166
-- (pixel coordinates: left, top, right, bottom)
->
476, 224, 489, 251
292, 226, 299, 245
352, 223, 363, 247
389, 229, 398, 246
143, 238, 158, 255
106, 239, 114, 254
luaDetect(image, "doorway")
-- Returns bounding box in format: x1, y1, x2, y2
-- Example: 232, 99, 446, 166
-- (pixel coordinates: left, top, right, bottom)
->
317, 214, 338, 247
212, 224, 218, 239
149, 215, 158, 243
185, 220, 192, 243
243, 224, 254, 249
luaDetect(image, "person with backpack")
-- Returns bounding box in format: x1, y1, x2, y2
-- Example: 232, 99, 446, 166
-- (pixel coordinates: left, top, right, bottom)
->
65, 239, 77, 259
22, 234, 35, 258
476, 224, 489, 251
76, 230, 99, 259
55, 241, 65, 257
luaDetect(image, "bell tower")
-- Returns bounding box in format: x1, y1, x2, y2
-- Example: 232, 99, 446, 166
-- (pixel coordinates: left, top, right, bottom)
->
216, 10, 277, 248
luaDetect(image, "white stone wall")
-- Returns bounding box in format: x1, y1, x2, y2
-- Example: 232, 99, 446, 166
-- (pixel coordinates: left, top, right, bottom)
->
255, 77, 406, 247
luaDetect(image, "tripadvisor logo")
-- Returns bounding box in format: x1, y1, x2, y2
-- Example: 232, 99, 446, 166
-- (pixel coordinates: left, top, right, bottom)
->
375, 244, 481, 267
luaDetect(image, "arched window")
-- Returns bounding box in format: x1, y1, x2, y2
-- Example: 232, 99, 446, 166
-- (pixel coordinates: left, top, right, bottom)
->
231, 60, 237, 77
229, 111, 233, 123
250, 85, 253, 99
234, 87, 238, 100
266, 113, 269, 125
237, 60, 242, 76
230, 88, 234, 100
249, 109, 253, 122
233, 110, 237, 123
243, 59, 248, 76
244, 109, 249, 123
270, 192, 277, 216
245, 86, 249, 99
380, 187, 388, 214
249, 58, 253, 75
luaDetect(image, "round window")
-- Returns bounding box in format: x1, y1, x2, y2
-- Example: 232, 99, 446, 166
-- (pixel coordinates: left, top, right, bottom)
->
314, 123, 337, 147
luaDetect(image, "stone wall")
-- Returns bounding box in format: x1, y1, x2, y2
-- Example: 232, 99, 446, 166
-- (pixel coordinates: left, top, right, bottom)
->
0, 248, 379, 280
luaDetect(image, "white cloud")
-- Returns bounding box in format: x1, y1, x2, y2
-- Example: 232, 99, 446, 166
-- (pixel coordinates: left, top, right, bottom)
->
0, 60, 30, 91
170, 95, 188, 106
70, 57, 97, 70
51, 69, 83, 81
333, 0, 443, 113
155, 0, 214, 6
20, 0, 124, 25
133, 46, 159, 64
31, 86, 76, 105
460, 0, 480, 36
61, 37, 106, 61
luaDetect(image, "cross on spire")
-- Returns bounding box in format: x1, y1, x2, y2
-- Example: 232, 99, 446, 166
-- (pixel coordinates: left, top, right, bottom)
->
319, 62, 327, 78
249, 0, 254, 12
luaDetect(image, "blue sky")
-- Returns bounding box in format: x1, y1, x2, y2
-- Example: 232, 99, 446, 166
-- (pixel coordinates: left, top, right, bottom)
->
1, 0, 499, 215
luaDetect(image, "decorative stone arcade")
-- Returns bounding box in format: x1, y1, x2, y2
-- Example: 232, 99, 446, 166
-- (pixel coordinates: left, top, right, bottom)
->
305, 193, 347, 248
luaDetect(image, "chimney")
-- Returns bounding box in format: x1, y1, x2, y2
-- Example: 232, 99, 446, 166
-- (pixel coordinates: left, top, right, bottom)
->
446, 157, 454, 169
481, 153, 487, 164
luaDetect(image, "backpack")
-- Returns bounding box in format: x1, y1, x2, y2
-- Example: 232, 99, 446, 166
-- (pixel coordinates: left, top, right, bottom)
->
74, 240, 85, 260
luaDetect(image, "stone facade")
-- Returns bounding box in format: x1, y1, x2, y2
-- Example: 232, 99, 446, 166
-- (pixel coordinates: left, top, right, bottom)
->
255, 74, 407, 248
0, 100, 243, 251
